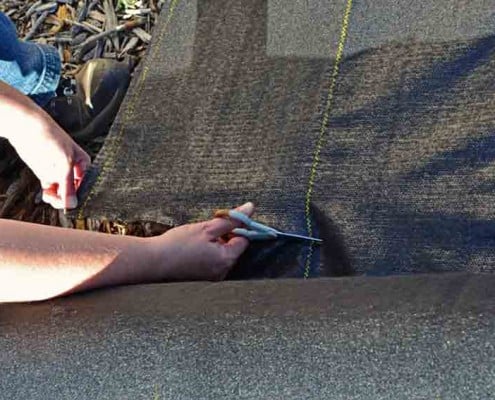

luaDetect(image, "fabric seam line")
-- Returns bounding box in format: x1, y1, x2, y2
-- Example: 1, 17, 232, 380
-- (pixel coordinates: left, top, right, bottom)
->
303, 0, 353, 278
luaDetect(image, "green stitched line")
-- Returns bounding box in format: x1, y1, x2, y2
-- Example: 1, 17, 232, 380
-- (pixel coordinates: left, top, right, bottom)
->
303, 0, 353, 278
77, 0, 180, 220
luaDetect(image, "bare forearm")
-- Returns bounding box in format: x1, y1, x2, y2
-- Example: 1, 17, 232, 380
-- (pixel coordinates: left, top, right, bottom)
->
0, 219, 159, 302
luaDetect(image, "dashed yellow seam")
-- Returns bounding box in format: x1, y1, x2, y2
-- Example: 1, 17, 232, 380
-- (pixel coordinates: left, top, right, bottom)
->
303, 0, 353, 278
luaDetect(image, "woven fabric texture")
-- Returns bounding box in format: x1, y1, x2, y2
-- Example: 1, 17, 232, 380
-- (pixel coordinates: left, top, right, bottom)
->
2, 274, 494, 399
78, 0, 495, 277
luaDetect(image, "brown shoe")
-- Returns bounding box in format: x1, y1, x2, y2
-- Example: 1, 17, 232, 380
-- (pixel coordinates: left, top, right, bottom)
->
44, 59, 130, 142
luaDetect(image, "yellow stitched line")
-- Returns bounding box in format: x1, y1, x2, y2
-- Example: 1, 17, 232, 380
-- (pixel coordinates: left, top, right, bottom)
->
77, 0, 180, 221
303, 0, 353, 278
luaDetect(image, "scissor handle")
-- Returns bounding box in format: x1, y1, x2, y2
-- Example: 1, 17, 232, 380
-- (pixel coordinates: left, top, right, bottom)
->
232, 228, 277, 240
228, 210, 278, 234
214, 209, 279, 240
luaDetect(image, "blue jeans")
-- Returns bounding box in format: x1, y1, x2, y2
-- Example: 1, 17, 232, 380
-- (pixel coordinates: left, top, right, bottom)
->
0, 12, 61, 106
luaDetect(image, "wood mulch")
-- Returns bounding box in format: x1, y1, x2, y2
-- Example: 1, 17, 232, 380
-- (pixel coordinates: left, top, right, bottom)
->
0, 0, 170, 237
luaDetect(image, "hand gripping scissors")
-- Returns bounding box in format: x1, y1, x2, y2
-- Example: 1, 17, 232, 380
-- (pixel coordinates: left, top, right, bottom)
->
214, 209, 322, 244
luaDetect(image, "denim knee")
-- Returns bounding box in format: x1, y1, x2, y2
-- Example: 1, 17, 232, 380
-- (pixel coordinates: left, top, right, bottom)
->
0, 12, 61, 106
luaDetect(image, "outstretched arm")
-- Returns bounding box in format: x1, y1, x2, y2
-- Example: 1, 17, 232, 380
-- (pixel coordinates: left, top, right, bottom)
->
0, 218, 152, 302
0, 202, 253, 303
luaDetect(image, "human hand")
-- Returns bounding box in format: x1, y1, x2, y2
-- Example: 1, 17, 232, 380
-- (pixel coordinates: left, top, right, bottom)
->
149, 202, 255, 281
8, 109, 90, 210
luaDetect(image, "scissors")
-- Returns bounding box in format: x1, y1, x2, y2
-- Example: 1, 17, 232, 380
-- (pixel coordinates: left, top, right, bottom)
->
214, 209, 322, 244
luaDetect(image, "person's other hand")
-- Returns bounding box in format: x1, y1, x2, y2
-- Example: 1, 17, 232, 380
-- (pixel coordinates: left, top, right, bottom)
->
150, 202, 255, 281
8, 109, 90, 210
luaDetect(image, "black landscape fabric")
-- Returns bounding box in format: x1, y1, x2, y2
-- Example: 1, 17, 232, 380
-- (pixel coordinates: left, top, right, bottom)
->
78, 0, 495, 277
1, 274, 494, 399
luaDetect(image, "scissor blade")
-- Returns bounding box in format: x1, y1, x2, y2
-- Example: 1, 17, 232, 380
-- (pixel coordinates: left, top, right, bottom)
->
276, 231, 323, 243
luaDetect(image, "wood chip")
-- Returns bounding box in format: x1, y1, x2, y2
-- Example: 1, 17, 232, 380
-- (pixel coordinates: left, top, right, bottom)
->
103, 0, 119, 51
24, 10, 50, 40
63, 47, 72, 62
132, 27, 151, 43
88, 10, 106, 23
119, 35, 139, 56
75, 218, 87, 230
124, 8, 152, 16
64, 18, 102, 34
25, 0, 43, 18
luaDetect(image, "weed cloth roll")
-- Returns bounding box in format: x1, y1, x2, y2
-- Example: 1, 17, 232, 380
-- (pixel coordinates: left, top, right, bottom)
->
78, 0, 495, 277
